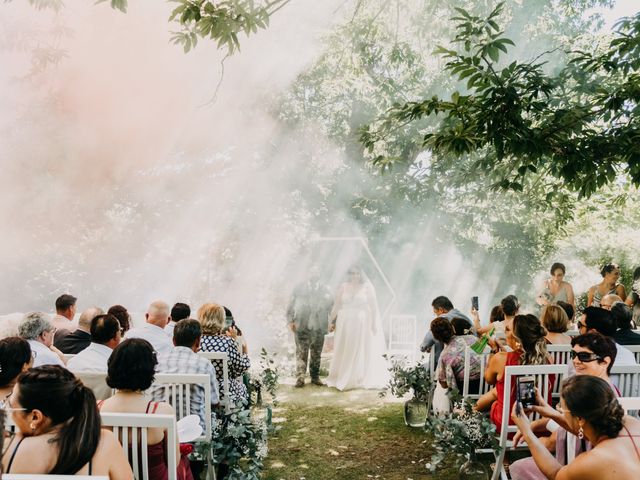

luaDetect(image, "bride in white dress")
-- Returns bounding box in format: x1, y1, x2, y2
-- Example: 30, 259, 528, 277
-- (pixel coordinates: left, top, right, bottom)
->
326, 266, 389, 391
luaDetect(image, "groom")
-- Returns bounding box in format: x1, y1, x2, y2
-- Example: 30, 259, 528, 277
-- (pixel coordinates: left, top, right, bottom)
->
287, 267, 333, 388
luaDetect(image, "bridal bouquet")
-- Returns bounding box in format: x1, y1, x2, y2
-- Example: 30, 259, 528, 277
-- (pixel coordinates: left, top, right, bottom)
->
423, 394, 499, 471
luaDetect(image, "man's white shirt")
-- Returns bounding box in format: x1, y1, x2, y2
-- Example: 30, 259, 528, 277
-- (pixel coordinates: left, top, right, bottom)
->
125, 323, 173, 356
28, 340, 65, 368
67, 343, 113, 372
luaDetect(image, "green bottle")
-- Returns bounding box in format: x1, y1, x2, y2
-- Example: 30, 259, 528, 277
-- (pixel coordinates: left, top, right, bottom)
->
471, 327, 495, 354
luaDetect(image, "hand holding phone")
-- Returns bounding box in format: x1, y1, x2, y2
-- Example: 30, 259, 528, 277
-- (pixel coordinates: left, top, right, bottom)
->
517, 376, 536, 409
471, 296, 479, 311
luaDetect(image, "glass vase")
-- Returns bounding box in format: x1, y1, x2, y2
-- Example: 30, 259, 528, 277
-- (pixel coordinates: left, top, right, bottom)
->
458, 451, 489, 480
403, 397, 427, 427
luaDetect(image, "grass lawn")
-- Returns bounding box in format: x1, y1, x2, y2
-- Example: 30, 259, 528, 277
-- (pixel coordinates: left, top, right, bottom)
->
262, 384, 462, 480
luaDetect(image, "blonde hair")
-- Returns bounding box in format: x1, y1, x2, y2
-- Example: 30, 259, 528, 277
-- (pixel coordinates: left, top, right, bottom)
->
541, 305, 569, 333
197, 303, 225, 335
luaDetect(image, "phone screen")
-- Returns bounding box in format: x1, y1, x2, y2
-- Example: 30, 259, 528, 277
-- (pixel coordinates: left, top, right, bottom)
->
517, 377, 536, 408
224, 316, 234, 329
471, 296, 479, 311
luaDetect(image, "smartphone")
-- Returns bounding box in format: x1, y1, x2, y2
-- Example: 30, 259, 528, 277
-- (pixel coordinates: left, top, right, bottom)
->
224, 316, 234, 329
517, 376, 536, 408
471, 296, 479, 311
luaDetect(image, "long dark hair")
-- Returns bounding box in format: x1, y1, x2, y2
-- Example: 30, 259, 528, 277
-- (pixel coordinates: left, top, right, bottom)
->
17, 365, 101, 474
513, 314, 548, 366
562, 375, 624, 438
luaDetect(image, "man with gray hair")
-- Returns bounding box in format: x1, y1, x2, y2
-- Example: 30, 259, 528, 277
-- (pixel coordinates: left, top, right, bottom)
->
54, 306, 104, 354
125, 300, 173, 356
18, 312, 66, 368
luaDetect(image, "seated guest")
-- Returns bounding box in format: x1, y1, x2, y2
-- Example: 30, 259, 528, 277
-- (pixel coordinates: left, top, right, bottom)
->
18, 312, 65, 368
536, 262, 576, 309
579, 306, 636, 365
1, 365, 132, 477
50, 294, 77, 340
476, 314, 553, 433
54, 306, 103, 354
512, 375, 640, 480
472, 304, 505, 336
197, 303, 251, 406
125, 300, 173, 356
153, 319, 219, 430
100, 339, 192, 480
612, 301, 640, 345
587, 263, 626, 307
510, 332, 618, 479
420, 296, 473, 365
67, 314, 122, 372
0, 337, 32, 403
107, 305, 132, 334
165, 302, 190, 337
599, 293, 623, 310
541, 305, 571, 344
431, 317, 480, 393
625, 266, 640, 325
556, 300, 575, 326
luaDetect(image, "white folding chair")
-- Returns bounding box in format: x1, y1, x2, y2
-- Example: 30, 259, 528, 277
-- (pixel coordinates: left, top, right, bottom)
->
484, 364, 569, 480
101, 412, 177, 480
387, 314, 418, 363
74, 371, 113, 400
610, 364, 640, 397
625, 345, 640, 364
546, 344, 572, 400
152, 373, 216, 480
462, 346, 492, 401
198, 351, 231, 415
566, 330, 579, 337
619, 396, 640, 417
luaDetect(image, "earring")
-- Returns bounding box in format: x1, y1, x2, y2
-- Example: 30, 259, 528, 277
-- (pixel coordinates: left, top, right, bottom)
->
29, 422, 36, 433
578, 426, 584, 439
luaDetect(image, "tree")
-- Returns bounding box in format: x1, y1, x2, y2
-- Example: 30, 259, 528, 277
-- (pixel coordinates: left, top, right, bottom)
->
22, 0, 292, 54
361, 2, 640, 198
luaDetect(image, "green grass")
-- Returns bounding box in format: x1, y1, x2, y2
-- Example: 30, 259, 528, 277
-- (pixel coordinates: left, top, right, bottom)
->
262, 401, 461, 480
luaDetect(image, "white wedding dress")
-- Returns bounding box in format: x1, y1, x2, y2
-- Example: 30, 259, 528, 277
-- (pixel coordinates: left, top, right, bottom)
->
326, 283, 389, 391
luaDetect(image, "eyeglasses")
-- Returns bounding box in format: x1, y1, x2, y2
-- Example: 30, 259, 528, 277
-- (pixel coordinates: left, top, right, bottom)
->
570, 350, 602, 363
0, 393, 28, 412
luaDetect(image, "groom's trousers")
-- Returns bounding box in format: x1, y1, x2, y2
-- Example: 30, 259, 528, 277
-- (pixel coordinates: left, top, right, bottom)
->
295, 327, 325, 380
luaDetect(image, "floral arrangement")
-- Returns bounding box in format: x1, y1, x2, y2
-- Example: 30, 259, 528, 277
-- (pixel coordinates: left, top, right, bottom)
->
210, 408, 269, 480
248, 348, 280, 407
423, 394, 500, 471
380, 355, 432, 402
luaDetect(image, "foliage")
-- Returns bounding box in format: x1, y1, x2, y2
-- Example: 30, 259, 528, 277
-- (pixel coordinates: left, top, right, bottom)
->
211, 408, 269, 480
95, 0, 291, 54
380, 355, 431, 402
423, 394, 500, 471
248, 348, 280, 407
361, 2, 640, 198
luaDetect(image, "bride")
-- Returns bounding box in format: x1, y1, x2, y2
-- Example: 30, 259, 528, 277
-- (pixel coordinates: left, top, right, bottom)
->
326, 266, 388, 391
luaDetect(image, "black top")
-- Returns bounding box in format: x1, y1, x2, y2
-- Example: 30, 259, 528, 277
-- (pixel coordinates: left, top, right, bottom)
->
54, 329, 92, 354
613, 328, 640, 346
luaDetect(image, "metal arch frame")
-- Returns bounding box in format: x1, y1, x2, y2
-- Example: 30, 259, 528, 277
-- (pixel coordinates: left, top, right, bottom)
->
313, 236, 397, 324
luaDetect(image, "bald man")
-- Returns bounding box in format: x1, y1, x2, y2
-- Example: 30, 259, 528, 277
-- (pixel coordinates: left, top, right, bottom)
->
600, 294, 623, 310
124, 300, 173, 356
54, 306, 103, 354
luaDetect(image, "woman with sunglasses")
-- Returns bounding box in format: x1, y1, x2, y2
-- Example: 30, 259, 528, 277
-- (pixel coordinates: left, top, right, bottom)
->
510, 332, 618, 479
512, 375, 640, 479
1, 365, 132, 478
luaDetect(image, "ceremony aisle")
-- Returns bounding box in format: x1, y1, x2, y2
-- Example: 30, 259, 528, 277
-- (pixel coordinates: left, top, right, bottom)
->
262, 384, 459, 480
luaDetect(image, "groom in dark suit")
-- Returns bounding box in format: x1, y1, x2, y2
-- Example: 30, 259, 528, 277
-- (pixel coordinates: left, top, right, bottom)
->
287, 267, 333, 388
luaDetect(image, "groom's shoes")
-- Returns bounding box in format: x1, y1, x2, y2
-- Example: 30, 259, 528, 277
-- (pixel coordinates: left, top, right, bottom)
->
310, 378, 324, 386
295, 378, 305, 388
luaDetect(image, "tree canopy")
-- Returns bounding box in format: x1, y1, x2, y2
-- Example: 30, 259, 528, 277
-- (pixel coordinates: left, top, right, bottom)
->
361, 2, 640, 198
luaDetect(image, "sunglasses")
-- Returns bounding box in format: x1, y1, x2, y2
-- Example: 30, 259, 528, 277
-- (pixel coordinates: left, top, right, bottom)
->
577, 321, 587, 329
570, 350, 602, 363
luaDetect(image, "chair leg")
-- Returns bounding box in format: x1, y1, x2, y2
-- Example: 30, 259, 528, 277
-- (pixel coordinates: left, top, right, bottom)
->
492, 448, 506, 480
206, 448, 216, 480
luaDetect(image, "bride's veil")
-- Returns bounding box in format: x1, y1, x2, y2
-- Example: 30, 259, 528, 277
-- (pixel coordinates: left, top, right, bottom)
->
350, 265, 383, 332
